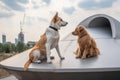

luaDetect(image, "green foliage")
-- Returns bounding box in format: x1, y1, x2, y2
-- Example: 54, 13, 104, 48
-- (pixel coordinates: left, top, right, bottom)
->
0, 43, 3, 53
0, 42, 31, 53
3, 44, 10, 53
16, 42, 25, 52
10, 44, 17, 52
16, 42, 30, 53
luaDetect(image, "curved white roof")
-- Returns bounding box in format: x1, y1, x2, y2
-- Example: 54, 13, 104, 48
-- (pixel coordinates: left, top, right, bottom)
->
79, 14, 120, 39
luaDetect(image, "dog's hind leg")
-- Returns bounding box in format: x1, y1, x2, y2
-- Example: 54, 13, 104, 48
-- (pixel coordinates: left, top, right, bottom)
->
32, 50, 41, 64
97, 48, 100, 55
95, 48, 100, 56
90, 47, 94, 57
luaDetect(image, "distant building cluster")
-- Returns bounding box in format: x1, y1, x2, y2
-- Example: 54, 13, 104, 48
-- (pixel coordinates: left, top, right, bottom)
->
1, 14, 36, 48
2, 34, 6, 44
1, 22, 25, 45
1, 32, 36, 47
1, 32, 24, 45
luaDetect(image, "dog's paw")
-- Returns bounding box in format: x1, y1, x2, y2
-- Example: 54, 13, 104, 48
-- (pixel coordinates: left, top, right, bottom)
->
60, 57, 65, 60
81, 57, 86, 59
47, 60, 52, 64
34, 60, 41, 64
76, 56, 80, 59
73, 52, 76, 54
47, 62, 52, 64
50, 56, 55, 60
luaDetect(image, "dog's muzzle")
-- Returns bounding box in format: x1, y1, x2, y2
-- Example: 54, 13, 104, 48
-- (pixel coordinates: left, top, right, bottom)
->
61, 22, 68, 26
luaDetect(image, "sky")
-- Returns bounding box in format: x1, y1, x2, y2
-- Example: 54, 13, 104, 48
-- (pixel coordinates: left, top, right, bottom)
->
0, 0, 120, 43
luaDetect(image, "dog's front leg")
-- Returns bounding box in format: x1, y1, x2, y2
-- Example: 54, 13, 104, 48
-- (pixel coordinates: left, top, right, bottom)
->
81, 47, 87, 59
46, 43, 52, 63
74, 48, 78, 55
76, 46, 81, 58
55, 44, 65, 60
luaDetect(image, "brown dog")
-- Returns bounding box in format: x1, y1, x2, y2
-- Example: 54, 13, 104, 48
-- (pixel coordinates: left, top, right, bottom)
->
72, 25, 100, 59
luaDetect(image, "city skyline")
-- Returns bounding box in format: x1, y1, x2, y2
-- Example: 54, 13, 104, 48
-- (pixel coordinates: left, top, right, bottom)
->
1, 33, 25, 44
0, 0, 120, 43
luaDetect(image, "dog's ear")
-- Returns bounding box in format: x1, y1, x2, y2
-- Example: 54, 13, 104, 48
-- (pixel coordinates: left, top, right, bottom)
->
77, 26, 83, 35
75, 27, 80, 35
79, 26, 84, 32
77, 27, 81, 33
52, 12, 58, 23
79, 26, 87, 37
55, 12, 58, 16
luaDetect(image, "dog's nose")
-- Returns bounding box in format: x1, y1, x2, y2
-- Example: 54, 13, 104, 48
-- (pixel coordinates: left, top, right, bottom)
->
66, 22, 68, 24
72, 32, 74, 34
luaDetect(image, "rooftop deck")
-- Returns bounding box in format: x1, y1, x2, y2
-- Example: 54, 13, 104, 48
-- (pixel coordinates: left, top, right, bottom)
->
0, 27, 120, 80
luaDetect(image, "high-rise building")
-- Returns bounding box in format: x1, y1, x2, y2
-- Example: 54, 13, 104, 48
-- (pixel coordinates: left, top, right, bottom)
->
18, 32, 24, 43
15, 38, 18, 45
18, 20, 25, 43
17, 14, 25, 43
2, 34, 6, 44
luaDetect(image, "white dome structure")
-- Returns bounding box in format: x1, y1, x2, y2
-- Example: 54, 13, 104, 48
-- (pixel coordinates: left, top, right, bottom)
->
79, 14, 120, 39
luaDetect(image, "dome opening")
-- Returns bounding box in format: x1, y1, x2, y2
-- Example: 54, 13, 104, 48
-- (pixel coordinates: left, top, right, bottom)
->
88, 17, 112, 38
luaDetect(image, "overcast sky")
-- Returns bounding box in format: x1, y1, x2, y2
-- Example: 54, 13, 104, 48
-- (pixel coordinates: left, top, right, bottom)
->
0, 0, 120, 43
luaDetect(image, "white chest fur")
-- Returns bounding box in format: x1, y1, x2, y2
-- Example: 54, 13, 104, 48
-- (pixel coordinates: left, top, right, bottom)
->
46, 27, 60, 49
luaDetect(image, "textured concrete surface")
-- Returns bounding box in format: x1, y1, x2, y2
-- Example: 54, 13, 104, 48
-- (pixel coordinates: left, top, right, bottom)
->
0, 75, 18, 80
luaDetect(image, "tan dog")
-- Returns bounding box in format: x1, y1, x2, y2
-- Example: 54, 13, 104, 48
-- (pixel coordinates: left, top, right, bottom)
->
72, 25, 100, 59
24, 12, 68, 71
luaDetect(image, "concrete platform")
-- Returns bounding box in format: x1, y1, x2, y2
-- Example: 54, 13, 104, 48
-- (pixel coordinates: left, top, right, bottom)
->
0, 27, 120, 80
0, 75, 18, 80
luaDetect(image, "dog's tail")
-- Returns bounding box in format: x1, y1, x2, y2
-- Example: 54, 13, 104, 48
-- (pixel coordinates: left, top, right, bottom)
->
24, 59, 32, 71
24, 53, 34, 71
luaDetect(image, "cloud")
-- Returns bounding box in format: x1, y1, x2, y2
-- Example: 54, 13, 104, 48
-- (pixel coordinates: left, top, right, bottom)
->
78, 0, 117, 10
43, 0, 51, 5
63, 7, 75, 14
17, 0, 29, 4
0, 2, 14, 18
0, 12, 13, 18
32, 0, 51, 9
32, 0, 45, 9
25, 16, 48, 26
25, 16, 35, 25
0, 0, 29, 11
37, 17, 49, 23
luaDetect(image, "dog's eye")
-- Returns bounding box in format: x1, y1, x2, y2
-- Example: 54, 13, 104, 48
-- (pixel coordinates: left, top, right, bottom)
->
80, 29, 84, 32
60, 19, 63, 21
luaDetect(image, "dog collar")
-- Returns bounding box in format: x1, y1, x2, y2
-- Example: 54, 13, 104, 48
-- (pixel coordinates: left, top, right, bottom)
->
49, 26, 58, 31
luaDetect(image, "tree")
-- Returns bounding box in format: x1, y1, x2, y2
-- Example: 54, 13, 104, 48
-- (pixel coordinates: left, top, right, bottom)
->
10, 44, 17, 53
16, 42, 25, 53
0, 42, 30, 53
24, 44, 30, 50
3, 44, 10, 53
0, 43, 3, 53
